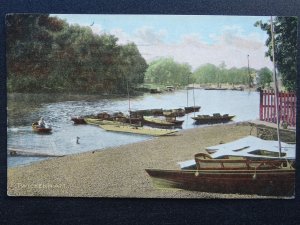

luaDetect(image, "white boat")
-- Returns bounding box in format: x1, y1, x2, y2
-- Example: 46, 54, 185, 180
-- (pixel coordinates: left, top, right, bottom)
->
178, 136, 295, 169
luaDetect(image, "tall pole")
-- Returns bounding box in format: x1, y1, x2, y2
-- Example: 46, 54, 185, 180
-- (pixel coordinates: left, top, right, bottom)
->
187, 74, 189, 107
247, 54, 251, 88
126, 79, 132, 125
270, 16, 282, 157
193, 81, 196, 117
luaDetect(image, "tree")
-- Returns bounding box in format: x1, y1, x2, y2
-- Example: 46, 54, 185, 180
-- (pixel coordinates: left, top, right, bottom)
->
255, 17, 297, 91
257, 67, 273, 89
6, 14, 65, 91
145, 58, 191, 86
118, 43, 148, 93
6, 14, 148, 94
192, 63, 219, 84
192, 63, 254, 86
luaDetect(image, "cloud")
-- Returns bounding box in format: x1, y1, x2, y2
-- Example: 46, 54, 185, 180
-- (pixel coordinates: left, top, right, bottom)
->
216, 25, 264, 50
133, 26, 167, 45
106, 25, 272, 70
143, 34, 270, 70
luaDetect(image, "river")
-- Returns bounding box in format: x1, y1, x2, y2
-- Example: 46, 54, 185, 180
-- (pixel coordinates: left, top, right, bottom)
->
7, 89, 259, 167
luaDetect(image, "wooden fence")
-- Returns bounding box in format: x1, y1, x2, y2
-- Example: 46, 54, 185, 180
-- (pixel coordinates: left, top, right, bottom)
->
259, 90, 297, 127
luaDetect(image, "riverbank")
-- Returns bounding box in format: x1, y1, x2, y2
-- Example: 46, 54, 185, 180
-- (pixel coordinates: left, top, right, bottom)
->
8, 122, 283, 199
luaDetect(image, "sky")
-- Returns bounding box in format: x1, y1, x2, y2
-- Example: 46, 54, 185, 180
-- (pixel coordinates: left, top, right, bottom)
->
52, 14, 272, 70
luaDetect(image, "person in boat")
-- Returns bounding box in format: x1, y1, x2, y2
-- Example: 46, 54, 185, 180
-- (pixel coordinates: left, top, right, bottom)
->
38, 117, 46, 128
38, 117, 45, 128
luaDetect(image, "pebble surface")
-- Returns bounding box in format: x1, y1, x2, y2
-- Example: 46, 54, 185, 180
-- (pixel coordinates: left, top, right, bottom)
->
8, 122, 287, 199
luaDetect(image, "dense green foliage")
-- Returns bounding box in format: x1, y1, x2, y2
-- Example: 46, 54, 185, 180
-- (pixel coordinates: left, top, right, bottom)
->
6, 14, 147, 94
192, 63, 256, 86
255, 17, 297, 91
257, 67, 273, 89
144, 58, 192, 87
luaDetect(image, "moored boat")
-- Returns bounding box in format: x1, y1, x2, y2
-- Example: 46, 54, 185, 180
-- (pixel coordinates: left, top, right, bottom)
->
178, 136, 296, 169
99, 124, 177, 136
184, 106, 201, 113
145, 166, 295, 196
84, 118, 123, 126
192, 113, 235, 124
163, 108, 185, 117
130, 109, 164, 117
71, 117, 86, 124
142, 116, 176, 129
146, 136, 295, 196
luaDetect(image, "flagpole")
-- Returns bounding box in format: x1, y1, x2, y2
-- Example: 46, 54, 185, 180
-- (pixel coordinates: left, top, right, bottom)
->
270, 16, 282, 157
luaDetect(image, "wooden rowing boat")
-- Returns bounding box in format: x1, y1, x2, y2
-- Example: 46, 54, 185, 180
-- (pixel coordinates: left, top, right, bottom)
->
99, 124, 177, 136
146, 143, 295, 196
145, 167, 295, 196
71, 117, 86, 124
163, 108, 185, 117
84, 118, 123, 126
32, 122, 52, 133
130, 109, 164, 117
142, 116, 176, 128
184, 106, 201, 113
192, 114, 235, 124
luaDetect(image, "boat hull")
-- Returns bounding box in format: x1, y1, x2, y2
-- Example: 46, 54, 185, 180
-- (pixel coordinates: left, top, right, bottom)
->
71, 117, 86, 124
100, 124, 177, 136
143, 116, 177, 129
184, 106, 201, 113
32, 123, 52, 133
145, 169, 295, 196
84, 118, 122, 126
192, 115, 235, 124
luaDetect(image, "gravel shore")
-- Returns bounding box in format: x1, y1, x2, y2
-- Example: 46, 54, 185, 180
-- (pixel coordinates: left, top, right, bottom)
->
8, 122, 281, 199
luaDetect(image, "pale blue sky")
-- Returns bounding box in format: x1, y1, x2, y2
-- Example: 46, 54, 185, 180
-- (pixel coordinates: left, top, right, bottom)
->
51, 14, 272, 69
53, 14, 269, 44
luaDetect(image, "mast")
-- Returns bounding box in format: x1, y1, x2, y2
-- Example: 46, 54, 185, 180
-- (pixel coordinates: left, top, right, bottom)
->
126, 79, 132, 125
193, 81, 196, 117
270, 16, 282, 156
247, 54, 251, 88
186, 73, 189, 108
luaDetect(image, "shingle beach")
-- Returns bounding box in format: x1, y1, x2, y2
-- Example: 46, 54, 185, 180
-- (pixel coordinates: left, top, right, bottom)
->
8, 122, 280, 199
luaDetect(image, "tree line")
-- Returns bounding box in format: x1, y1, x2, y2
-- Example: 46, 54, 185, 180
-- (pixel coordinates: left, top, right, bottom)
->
145, 59, 273, 89
6, 15, 297, 93
6, 14, 147, 94
144, 16, 298, 91
191, 63, 255, 86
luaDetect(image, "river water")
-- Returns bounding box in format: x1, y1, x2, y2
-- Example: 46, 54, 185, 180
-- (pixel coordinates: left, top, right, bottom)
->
7, 89, 259, 167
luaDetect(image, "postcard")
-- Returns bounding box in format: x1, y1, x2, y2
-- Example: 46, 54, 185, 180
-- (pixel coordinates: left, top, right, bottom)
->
7, 14, 296, 198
